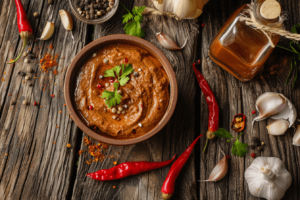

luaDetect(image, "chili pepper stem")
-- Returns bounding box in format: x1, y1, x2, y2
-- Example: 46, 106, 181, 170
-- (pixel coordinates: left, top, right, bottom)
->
203, 130, 215, 153
7, 38, 27, 64
203, 138, 209, 153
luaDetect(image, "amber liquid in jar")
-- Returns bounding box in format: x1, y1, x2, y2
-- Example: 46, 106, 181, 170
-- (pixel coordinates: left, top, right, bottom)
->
209, 2, 281, 81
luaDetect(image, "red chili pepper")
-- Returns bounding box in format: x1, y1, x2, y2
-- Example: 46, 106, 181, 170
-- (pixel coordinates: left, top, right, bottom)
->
161, 134, 203, 200
86, 155, 176, 181
231, 113, 246, 132
193, 63, 219, 153
7, 0, 33, 64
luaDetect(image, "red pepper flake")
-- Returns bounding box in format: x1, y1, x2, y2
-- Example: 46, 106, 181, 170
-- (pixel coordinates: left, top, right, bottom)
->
59, 111, 62, 113
94, 126, 97, 130
33, 101, 37, 106
201, 23, 205, 28
158, 106, 161, 110
10, 59, 13, 63
109, 79, 114, 83
226, 155, 230, 160
4, 71, 6, 74
97, 84, 102, 89
9, 94, 11, 96
88, 105, 93, 110
141, 104, 144, 108
53, 70, 58, 75
50, 44, 54, 50
113, 186, 116, 189
125, 58, 128, 63
51, 94, 55, 97
197, 59, 201, 65
1, 78, 4, 81
53, 141, 56, 144
113, 161, 117, 165
251, 153, 256, 158
64, 104, 66, 106
252, 110, 256, 114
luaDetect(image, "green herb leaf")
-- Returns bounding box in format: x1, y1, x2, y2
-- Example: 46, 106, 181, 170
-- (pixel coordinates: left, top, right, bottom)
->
114, 65, 122, 77
213, 128, 235, 139
122, 12, 134, 24
120, 64, 133, 79
231, 133, 248, 157
104, 68, 116, 78
121, 3, 146, 38
101, 83, 122, 108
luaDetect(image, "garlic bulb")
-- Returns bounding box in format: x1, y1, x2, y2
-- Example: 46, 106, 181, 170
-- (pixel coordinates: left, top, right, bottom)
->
40, 21, 55, 40
156, 32, 187, 50
253, 92, 297, 127
152, 0, 209, 19
198, 149, 228, 182
292, 121, 300, 146
266, 119, 289, 135
245, 157, 292, 200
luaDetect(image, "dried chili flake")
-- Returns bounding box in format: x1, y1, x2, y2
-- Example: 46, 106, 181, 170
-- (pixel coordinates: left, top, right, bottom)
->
231, 113, 246, 132
113, 186, 116, 189
113, 161, 117, 165
59, 111, 62, 113
9, 94, 11, 96
53, 70, 58, 75
51, 94, 55, 97
86, 161, 91, 165
53, 141, 56, 144
50, 44, 54, 50
40, 52, 59, 72
1, 78, 4, 81
67, 143, 71, 148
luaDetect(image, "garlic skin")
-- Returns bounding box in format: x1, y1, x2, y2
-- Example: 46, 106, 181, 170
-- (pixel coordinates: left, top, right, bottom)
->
59, 10, 73, 31
253, 92, 287, 122
40, 21, 55, 40
292, 124, 300, 146
266, 119, 289, 135
198, 149, 228, 182
156, 32, 187, 50
245, 157, 292, 200
152, 0, 209, 19
270, 94, 297, 128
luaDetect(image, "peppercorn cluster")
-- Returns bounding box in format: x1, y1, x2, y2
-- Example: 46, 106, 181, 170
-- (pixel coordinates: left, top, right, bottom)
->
251, 137, 264, 152
75, 0, 115, 20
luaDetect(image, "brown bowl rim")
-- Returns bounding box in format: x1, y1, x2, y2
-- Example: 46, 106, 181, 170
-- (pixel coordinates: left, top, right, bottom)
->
64, 34, 178, 145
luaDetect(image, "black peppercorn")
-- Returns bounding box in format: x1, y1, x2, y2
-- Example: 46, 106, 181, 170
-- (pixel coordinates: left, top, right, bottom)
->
104, 3, 108, 8
89, 9, 95, 14
100, 9, 106, 14
250, 145, 256, 149
251, 137, 259, 146
93, 4, 98, 8
257, 146, 262, 151
84, 5, 89, 11
17, 71, 26, 76
79, 2, 84, 8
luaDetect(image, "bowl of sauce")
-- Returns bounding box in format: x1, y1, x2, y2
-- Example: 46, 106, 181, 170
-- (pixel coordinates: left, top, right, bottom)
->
65, 35, 178, 145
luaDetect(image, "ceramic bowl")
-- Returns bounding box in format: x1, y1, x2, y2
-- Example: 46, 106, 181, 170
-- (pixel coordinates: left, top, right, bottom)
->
65, 34, 178, 145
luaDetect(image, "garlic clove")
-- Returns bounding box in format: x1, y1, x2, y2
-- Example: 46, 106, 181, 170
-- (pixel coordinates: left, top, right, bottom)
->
270, 94, 297, 127
173, 0, 197, 19
266, 119, 289, 136
292, 123, 300, 146
40, 21, 55, 40
59, 10, 73, 31
252, 92, 287, 125
156, 32, 187, 50
198, 149, 228, 182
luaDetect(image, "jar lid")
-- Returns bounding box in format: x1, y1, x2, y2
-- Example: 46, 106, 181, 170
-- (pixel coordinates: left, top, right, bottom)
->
260, 0, 281, 20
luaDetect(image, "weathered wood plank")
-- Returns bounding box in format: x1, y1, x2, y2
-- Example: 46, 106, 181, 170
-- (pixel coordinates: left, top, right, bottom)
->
200, 0, 300, 199
0, 0, 87, 199
72, 0, 199, 199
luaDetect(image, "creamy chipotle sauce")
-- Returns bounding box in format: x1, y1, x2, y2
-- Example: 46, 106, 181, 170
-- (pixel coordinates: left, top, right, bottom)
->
75, 44, 170, 139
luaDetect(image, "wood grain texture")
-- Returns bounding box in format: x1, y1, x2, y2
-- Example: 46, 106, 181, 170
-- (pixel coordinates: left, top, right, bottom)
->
0, 0, 87, 199
72, 0, 200, 200
200, 0, 300, 199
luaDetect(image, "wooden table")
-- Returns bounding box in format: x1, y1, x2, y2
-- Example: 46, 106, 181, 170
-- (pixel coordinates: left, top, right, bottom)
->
0, 0, 299, 199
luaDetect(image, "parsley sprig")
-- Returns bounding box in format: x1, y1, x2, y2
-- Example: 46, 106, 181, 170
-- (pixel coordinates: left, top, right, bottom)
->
104, 64, 133, 86
276, 24, 300, 88
120, 3, 146, 38
213, 128, 248, 157
101, 64, 134, 108
101, 82, 122, 108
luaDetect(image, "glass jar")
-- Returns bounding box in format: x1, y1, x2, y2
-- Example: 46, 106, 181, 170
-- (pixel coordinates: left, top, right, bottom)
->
209, 0, 284, 81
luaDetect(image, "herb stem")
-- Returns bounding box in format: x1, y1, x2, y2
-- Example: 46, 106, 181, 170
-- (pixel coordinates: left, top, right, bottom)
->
120, 2, 132, 14
276, 45, 298, 54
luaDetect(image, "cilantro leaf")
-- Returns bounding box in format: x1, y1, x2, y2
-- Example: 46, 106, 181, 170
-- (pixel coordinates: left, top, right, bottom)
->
213, 128, 234, 139
122, 12, 133, 24
114, 65, 122, 77
104, 68, 115, 78
119, 76, 130, 86
120, 64, 133, 78
231, 133, 248, 157
121, 3, 145, 38
101, 83, 122, 108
